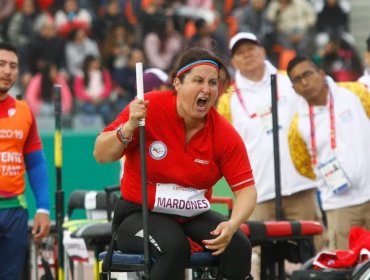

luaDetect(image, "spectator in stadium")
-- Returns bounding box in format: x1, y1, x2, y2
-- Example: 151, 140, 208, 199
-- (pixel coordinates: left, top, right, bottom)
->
111, 48, 145, 113
139, 0, 174, 38
22, 13, 66, 89
0, 0, 15, 41
315, 0, 352, 52
232, 0, 250, 23
0, 41, 51, 280
100, 23, 135, 73
54, 0, 92, 39
174, 0, 217, 25
266, 0, 317, 55
92, 0, 130, 44
143, 16, 183, 71
237, 0, 274, 49
94, 47, 256, 280
25, 63, 73, 116
317, 35, 363, 82
73, 55, 113, 125
287, 55, 370, 250
187, 18, 228, 55
15, 0, 55, 12
7, 0, 41, 73
65, 27, 100, 77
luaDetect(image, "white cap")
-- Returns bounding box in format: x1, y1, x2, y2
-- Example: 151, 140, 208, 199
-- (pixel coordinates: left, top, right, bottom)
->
143, 68, 169, 92
144, 68, 168, 83
229, 32, 261, 53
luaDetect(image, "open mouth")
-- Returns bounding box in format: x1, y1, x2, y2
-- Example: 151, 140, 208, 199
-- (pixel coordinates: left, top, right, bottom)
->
196, 97, 208, 109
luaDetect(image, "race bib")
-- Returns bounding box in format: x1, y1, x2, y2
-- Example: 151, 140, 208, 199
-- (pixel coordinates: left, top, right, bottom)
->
153, 183, 210, 217
318, 157, 350, 196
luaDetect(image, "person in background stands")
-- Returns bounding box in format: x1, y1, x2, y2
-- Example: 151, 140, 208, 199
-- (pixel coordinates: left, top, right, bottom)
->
237, 0, 274, 51
0, 0, 15, 41
21, 13, 66, 89
7, 0, 41, 74
94, 47, 256, 280
0, 41, 51, 280
111, 48, 145, 112
25, 63, 73, 117
100, 23, 134, 73
314, 0, 352, 53
54, 0, 92, 39
65, 26, 100, 78
187, 18, 228, 55
266, 0, 316, 55
73, 55, 113, 125
143, 16, 183, 71
92, 0, 130, 44
316, 35, 363, 82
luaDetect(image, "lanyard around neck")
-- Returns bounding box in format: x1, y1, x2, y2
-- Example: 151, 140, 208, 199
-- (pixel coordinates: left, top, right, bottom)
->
309, 91, 336, 166
234, 78, 280, 119
235, 85, 257, 118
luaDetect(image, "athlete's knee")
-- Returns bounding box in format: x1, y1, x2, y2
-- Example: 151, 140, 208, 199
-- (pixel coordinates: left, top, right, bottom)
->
217, 230, 252, 278
156, 233, 191, 260
148, 235, 190, 280
232, 230, 252, 260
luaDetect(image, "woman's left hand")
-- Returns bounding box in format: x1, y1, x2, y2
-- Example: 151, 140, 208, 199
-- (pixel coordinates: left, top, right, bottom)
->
202, 220, 239, 256
202, 187, 257, 256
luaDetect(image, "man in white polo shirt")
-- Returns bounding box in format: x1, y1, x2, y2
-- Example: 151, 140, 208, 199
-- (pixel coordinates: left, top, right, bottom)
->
218, 32, 320, 223
287, 55, 370, 250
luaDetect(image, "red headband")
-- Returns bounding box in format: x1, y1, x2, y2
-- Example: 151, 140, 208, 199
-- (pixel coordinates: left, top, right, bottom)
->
176, 60, 220, 78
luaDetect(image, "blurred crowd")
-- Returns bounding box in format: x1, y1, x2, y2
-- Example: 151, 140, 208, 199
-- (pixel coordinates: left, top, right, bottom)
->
0, 0, 367, 129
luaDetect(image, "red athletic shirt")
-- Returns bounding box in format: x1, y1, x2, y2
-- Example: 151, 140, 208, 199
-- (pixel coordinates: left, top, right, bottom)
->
0, 95, 42, 197
104, 91, 255, 210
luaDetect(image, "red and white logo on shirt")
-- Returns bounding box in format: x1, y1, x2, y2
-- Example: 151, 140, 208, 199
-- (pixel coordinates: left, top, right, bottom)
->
149, 141, 167, 160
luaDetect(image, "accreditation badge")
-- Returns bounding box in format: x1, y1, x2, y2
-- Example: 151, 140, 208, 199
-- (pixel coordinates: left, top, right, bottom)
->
257, 106, 273, 134
318, 157, 350, 196
153, 183, 210, 217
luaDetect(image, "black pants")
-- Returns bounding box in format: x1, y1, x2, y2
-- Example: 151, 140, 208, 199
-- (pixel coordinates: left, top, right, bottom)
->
112, 199, 252, 280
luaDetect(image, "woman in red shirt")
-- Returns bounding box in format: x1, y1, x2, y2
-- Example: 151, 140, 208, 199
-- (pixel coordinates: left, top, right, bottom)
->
94, 47, 257, 280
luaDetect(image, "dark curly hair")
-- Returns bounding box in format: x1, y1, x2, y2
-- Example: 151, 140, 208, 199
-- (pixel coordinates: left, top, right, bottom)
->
168, 47, 231, 92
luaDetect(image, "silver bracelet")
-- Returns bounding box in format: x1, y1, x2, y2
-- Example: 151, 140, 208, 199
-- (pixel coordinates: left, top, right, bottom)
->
116, 125, 133, 145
